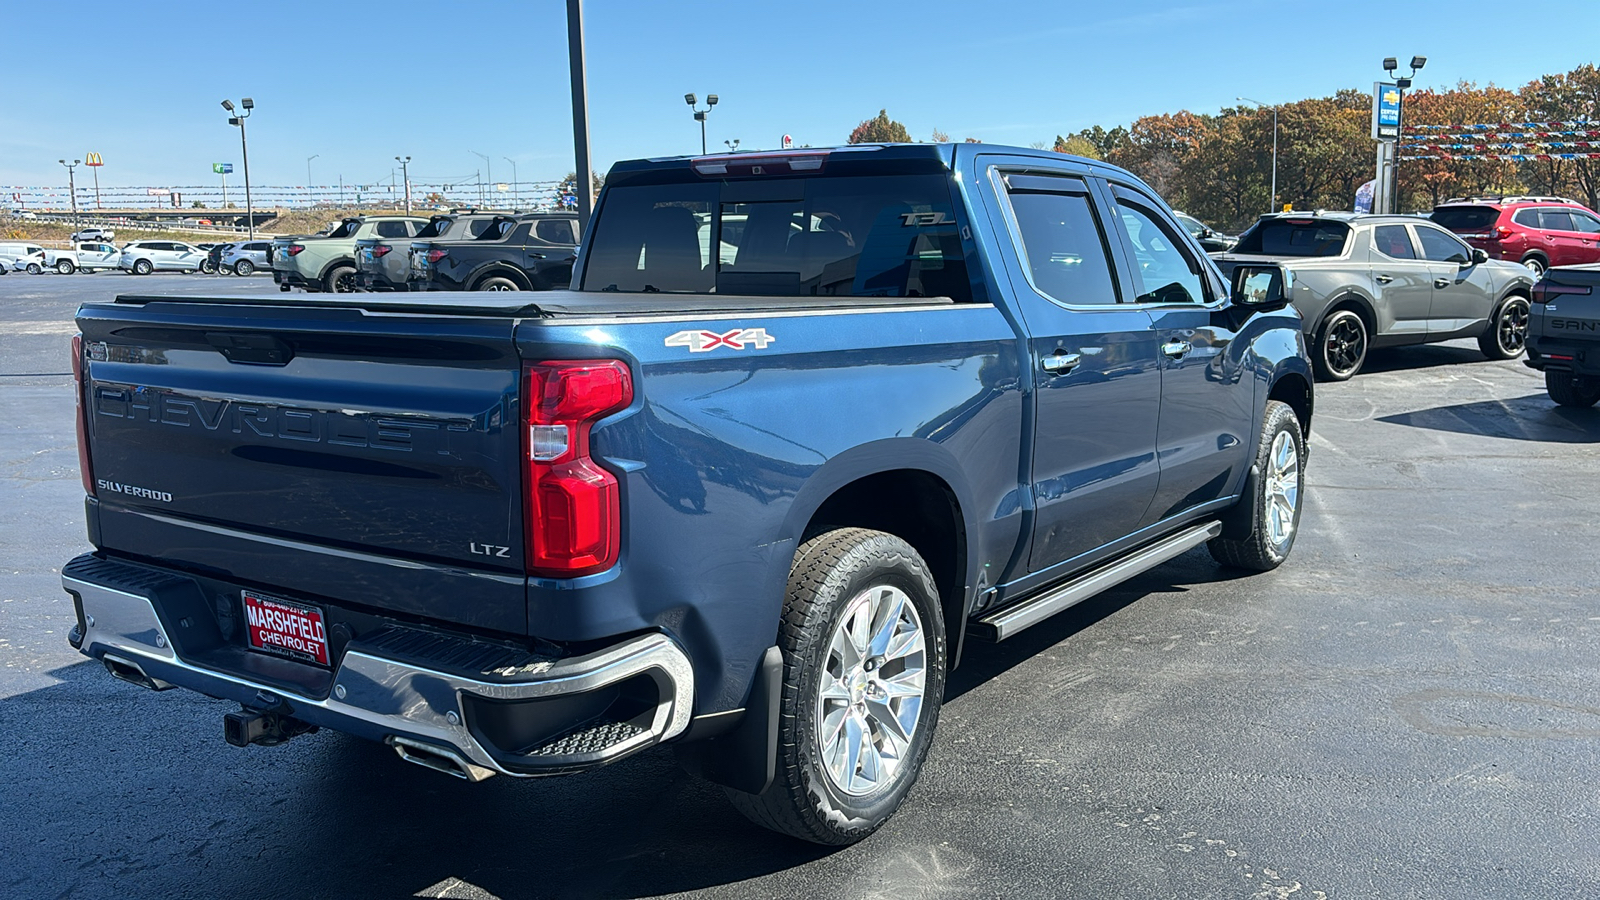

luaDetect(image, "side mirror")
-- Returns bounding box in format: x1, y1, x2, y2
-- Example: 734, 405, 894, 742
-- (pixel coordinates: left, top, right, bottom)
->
1471, 248, 1489, 264
1231, 264, 1293, 310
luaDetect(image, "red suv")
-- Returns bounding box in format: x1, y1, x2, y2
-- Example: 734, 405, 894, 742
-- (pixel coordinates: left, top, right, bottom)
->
1431, 196, 1600, 277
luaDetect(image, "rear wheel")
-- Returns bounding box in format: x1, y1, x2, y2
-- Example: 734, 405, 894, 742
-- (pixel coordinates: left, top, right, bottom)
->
1479, 295, 1530, 359
132, 259, 153, 276
1314, 309, 1368, 381
25, 262, 42, 275
56, 260, 75, 275
199, 259, 216, 274
1209, 400, 1305, 571
477, 276, 520, 291
324, 264, 357, 293
726, 528, 946, 845
234, 259, 255, 276
1521, 255, 1547, 278
1545, 370, 1600, 408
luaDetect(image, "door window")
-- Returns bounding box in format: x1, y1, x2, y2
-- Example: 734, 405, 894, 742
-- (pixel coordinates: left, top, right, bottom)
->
536, 219, 575, 244
1373, 224, 1417, 259
1003, 178, 1119, 306
1414, 226, 1470, 264
1570, 212, 1600, 234
1113, 202, 1206, 304
1538, 209, 1576, 232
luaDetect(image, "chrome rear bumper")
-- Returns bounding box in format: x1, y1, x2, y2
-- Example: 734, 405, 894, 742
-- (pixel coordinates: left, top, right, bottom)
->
63, 557, 695, 780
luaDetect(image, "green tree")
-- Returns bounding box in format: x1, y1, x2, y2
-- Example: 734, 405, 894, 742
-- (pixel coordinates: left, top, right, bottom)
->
1052, 134, 1101, 159
848, 110, 913, 144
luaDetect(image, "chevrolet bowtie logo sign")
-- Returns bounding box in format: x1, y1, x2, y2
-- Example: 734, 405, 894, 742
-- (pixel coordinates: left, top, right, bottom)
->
664, 328, 777, 353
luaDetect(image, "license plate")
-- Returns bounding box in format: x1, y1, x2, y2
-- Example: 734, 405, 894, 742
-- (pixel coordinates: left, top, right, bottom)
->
243, 591, 330, 666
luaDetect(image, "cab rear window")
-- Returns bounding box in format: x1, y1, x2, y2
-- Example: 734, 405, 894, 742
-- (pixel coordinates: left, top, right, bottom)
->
1233, 220, 1350, 257
1430, 206, 1499, 231
581, 174, 971, 301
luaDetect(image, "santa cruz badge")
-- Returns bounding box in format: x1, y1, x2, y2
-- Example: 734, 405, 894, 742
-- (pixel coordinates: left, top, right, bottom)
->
665, 327, 776, 353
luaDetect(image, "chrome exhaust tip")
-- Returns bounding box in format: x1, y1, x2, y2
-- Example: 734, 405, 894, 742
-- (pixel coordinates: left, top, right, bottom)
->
388, 736, 496, 782
101, 653, 175, 691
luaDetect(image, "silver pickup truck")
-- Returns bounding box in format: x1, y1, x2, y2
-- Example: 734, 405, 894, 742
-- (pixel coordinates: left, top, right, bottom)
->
1526, 263, 1600, 406
270, 215, 428, 293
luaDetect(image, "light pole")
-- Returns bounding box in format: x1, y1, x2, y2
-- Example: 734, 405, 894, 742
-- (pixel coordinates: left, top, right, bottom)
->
504, 156, 518, 208
567, 0, 594, 230
470, 151, 491, 206
306, 154, 319, 207
395, 156, 412, 214
58, 159, 80, 230
685, 93, 718, 154
221, 98, 256, 239
1238, 97, 1278, 213
1381, 55, 1427, 214
724, 139, 740, 153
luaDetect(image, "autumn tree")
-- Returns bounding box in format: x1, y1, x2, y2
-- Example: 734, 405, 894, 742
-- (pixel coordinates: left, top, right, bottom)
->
931, 127, 950, 142
849, 110, 913, 144
1401, 82, 1525, 208
1518, 65, 1600, 208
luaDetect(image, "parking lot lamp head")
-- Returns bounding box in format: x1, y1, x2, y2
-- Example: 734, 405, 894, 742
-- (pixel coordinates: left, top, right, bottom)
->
220, 99, 234, 112
707, 94, 718, 107
241, 97, 254, 110
1382, 57, 1397, 72
1410, 56, 1427, 71
684, 93, 696, 106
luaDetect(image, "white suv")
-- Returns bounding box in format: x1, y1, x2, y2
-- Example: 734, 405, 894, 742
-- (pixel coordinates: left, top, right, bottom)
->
119, 241, 205, 275
71, 227, 115, 242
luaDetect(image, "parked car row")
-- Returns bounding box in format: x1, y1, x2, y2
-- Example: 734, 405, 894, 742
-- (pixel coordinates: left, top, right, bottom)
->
268, 210, 581, 293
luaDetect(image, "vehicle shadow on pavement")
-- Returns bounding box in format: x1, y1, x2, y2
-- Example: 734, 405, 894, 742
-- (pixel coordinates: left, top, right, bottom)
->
1358, 344, 1494, 374
1374, 393, 1600, 442
947, 547, 1251, 703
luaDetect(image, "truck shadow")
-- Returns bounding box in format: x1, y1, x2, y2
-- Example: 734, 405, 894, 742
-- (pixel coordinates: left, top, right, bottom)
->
1374, 393, 1600, 443
1358, 344, 1492, 374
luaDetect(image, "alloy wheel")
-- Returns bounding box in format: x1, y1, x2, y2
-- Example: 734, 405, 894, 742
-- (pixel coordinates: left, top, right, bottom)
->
1498, 298, 1530, 355
815, 584, 927, 797
1323, 315, 1366, 378
1264, 431, 1300, 547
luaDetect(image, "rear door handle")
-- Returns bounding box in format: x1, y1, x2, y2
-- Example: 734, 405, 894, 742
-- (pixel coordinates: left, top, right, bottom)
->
1041, 351, 1082, 374
1434, 278, 1451, 288
1374, 274, 1394, 284
1161, 340, 1193, 359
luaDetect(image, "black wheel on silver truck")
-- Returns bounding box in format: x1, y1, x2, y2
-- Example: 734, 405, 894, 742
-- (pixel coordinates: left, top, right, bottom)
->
727, 528, 946, 845
324, 264, 357, 293
1209, 400, 1305, 571
1479, 294, 1530, 360
1313, 309, 1367, 381
1545, 370, 1600, 408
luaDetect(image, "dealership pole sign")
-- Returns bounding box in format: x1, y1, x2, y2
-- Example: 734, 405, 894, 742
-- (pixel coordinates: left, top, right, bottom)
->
1372, 82, 1401, 141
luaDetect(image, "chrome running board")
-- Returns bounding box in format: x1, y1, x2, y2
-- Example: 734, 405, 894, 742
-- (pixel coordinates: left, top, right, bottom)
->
972, 521, 1222, 641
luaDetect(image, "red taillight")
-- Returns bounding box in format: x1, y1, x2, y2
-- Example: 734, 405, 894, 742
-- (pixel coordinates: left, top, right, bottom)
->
426, 249, 448, 263
1531, 282, 1593, 303
522, 360, 633, 577
372, 244, 392, 258
286, 244, 305, 256
1496, 225, 1513, 239
71, 334, 94, 497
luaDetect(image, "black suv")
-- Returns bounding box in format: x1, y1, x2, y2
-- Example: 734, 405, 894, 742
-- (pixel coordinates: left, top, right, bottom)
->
409, 212, 580, 291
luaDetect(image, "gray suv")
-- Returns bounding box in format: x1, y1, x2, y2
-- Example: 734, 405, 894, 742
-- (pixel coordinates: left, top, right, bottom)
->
1214, 213, 1536, 380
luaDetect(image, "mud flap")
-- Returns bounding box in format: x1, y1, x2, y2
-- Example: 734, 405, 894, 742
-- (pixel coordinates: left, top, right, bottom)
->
1218, 463, 1261, 541
674, 645, 781, 795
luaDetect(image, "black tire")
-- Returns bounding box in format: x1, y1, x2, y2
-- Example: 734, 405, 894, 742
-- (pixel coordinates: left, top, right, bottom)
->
56, 260, 75, 275
1313, 308, 1368, 381
132, 259, 153, 276
1479, 294, 1530, 360
1545, 370, 1600, 408
726, 528, 947, 846
1521, 255, 1547, 278
1209, 400, 1306, 571
199, 260, 216, 275
25, 262, 42, 275
476, 276, 520, 292
234, 259, 255, 276
324, 264, 357, 293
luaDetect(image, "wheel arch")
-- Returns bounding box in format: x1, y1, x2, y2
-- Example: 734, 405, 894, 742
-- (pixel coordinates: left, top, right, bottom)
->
1311, 291, 1378, 339
471, 265, 533, 291
1267, 369, 1314, 439
315, 256, 356, 283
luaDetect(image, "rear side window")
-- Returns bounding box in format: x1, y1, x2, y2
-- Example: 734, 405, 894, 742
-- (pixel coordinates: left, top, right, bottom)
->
1430, 206, 1499, 231
1573, 211, 1600, 234
1004, 179, 1119, 306
536, 219, 576, 244
1234, 220, 1350, 257
1513, 208, 1541, 228
1373, 225, 1416, 259
582, 174, 970, 300
416, 218, 453, 239
375, 221, 411, 238
328, 220, 361, 239
1539, 209, 1576, 231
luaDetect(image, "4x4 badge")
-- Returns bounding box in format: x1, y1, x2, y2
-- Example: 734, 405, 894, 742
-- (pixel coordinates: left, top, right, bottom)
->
665, 328, 776, 353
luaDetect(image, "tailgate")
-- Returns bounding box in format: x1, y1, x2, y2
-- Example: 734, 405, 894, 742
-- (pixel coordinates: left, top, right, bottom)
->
77, 298, 527, 632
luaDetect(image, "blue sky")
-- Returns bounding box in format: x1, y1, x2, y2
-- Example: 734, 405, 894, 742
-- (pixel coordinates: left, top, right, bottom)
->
3, 0, 1597, 196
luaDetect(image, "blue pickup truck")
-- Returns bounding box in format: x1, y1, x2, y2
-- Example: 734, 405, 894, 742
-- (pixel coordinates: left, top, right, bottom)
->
63, 143, 1313, 845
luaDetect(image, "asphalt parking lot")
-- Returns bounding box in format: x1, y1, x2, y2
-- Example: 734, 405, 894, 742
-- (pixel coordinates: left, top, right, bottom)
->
3, 273, 1599, 899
